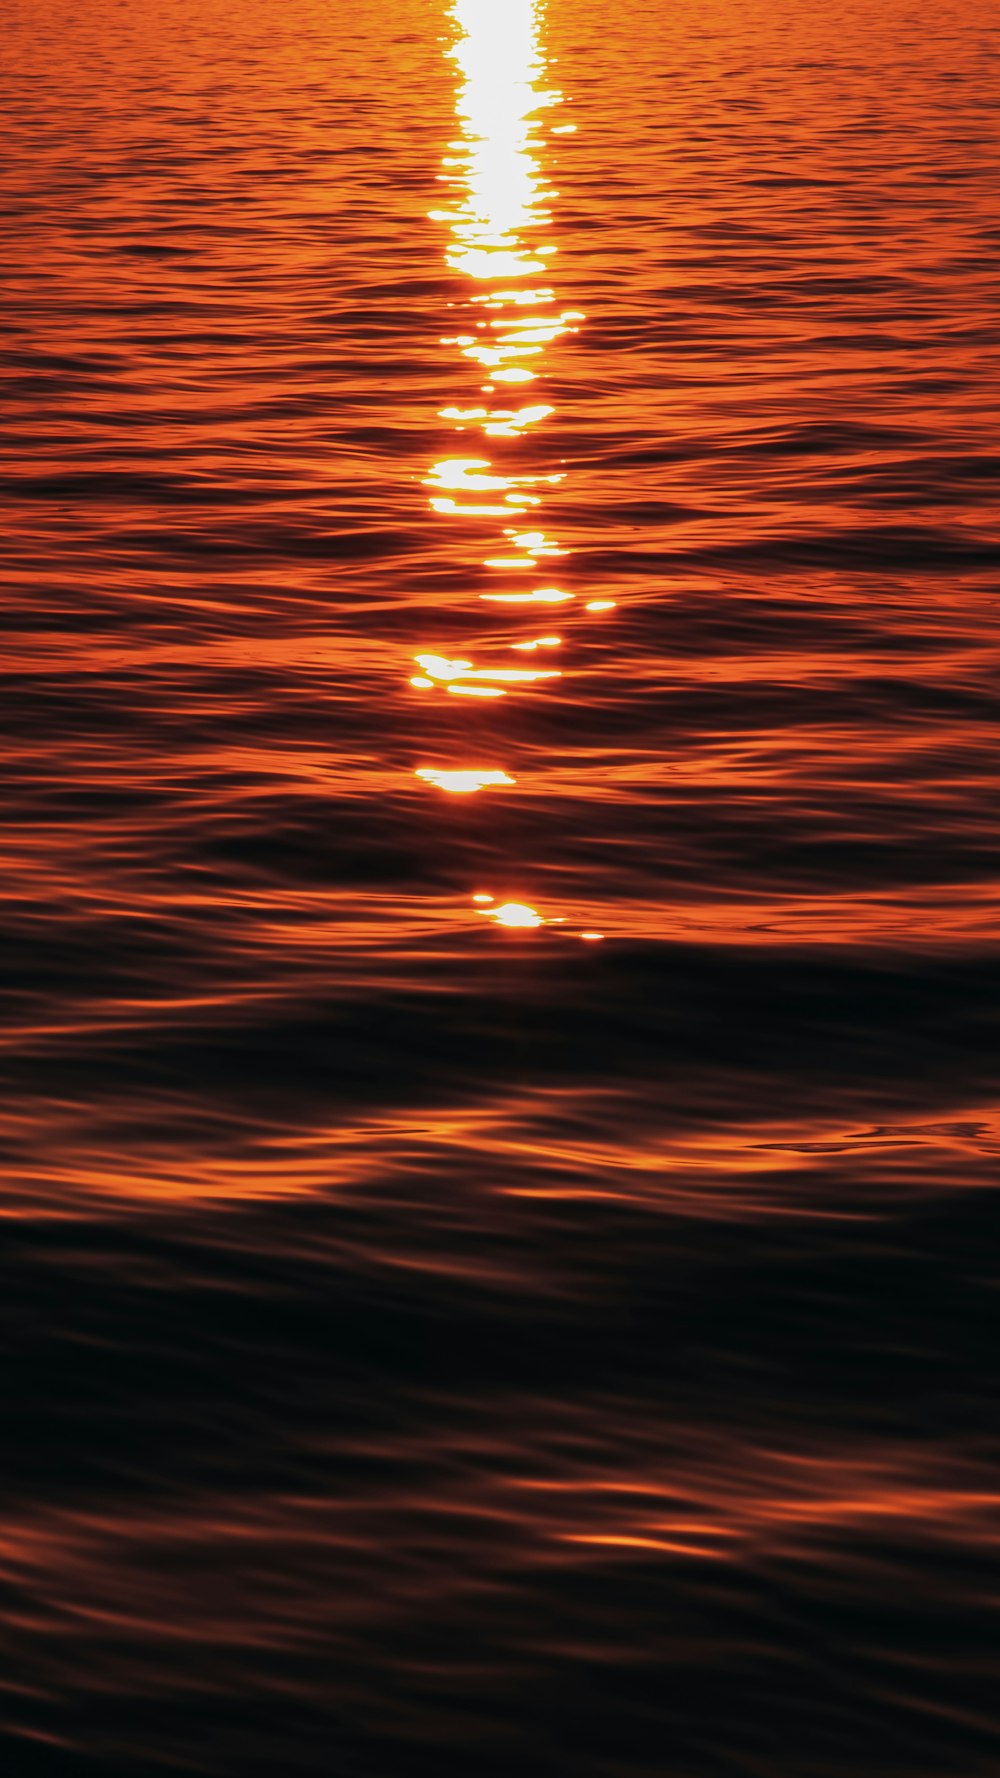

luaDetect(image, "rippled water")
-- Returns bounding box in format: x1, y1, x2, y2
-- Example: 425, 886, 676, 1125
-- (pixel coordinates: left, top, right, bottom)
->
2, 0, 1000, 1771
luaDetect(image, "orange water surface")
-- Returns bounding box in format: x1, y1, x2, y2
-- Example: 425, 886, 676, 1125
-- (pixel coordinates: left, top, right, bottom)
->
1, 0, 999, 1772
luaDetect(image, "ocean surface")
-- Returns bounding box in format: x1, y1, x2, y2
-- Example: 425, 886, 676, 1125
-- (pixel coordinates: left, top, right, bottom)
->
2, 0, 1000, 1771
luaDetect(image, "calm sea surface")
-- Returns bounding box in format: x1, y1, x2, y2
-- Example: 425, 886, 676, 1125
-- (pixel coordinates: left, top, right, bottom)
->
2, 0, 1000, 1772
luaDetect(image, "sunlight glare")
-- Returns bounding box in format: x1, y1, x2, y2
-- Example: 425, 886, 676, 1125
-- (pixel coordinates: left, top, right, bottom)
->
489, 902, 545, 928
416, 768, 516, 794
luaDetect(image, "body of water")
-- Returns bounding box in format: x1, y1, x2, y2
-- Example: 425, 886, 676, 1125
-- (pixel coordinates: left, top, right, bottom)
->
2, 0, 999, 1772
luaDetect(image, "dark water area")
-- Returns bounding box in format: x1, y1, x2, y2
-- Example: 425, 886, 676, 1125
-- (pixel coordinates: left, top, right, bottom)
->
2, 0, 1000, 1771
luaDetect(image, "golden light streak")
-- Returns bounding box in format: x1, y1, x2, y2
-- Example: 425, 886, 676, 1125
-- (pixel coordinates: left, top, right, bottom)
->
479, 287, 554, 305
480, 588, 572, 603
416, 768, 516, 794
411, 2, 589, 907
414, 653, 474, 681
510, 530, 566, 555
414, 653, 561, 688
488, 902, 544, 928
426, 458, 509, 491
431, 497, 527, 516
439, 0, 556, 285
431, 0, 576, 453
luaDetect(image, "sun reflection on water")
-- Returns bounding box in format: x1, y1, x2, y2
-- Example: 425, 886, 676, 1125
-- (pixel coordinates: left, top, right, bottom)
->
411, 0, 614, 937
430, 0, 571, 548
417, 768, 516, 795
487, 902, 545, 929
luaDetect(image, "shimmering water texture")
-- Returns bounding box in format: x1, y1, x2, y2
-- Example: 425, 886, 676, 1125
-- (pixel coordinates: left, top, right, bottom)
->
2, 0, 1000, 1773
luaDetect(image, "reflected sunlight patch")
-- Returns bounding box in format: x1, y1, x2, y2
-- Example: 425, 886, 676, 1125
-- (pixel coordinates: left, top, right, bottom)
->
480, 587, 572, 603
410, 0, 583, 890
485, 901, 545, 928
413, 652, 560, 689
414, 653, 474, 681
425, 458, 508, 491
416, 768, 516, 794
472, 896, 607, 942
438, 0, 560, 286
